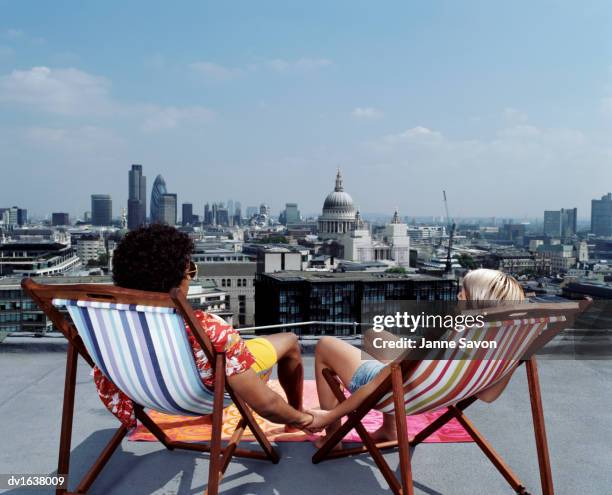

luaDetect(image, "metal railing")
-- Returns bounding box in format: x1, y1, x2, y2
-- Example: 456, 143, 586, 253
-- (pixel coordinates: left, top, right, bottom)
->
238, 321, 366, 339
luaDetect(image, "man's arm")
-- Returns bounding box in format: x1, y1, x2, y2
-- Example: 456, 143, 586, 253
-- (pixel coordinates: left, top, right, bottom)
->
227, 368, 313, 429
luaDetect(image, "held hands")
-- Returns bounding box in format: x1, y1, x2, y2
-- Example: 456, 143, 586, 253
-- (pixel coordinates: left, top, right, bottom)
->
302, 408, 333, 434
288, 408, 334, 434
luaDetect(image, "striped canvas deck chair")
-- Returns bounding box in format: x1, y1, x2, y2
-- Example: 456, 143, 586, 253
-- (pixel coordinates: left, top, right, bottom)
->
22, 278, 279, 495
312, 301, 586, 495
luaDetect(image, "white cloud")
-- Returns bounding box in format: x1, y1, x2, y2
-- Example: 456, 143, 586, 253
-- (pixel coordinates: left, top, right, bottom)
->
0, 66, 114, 115
190, 57, 332, 80
140, 105, 215, 132
601, 97, 612, 114
264, 57, 332, 73
190, 61, 243, 81
5, 29, 24, 40
361, 122, 610, 217
144, 53, 167, 70
23, 125, 126, 153
0, 66, 215, 132
4, 28, 45, 45
376, 126, 443, 147
352, 107, 384, 119
502, 107, 529, 124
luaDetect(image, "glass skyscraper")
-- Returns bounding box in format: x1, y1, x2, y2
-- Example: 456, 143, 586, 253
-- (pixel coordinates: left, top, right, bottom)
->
592, 193, 612, 237
127, 164, 146, 229
150, 174, 168, 223
182, 202, 193, 225
91, 194, 112, 226
159, 193, 177, 226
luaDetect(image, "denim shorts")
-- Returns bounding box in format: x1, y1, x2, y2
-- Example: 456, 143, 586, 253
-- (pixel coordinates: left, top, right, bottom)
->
347, 360, 386, 393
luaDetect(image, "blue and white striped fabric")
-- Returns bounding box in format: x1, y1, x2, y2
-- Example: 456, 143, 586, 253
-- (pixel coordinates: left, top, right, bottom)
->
53, 298, 232, 415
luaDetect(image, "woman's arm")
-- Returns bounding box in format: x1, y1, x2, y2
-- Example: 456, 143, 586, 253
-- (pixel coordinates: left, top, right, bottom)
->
307, 367, 390, 431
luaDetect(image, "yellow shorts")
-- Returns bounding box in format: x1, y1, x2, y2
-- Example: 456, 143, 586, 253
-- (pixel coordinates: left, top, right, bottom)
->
245, 337, 277, 381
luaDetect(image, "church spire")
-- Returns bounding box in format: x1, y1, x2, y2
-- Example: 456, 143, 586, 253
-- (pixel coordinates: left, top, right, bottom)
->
334, 168, 344, 192
391, 209, 401, 224
354, 208, 364, 229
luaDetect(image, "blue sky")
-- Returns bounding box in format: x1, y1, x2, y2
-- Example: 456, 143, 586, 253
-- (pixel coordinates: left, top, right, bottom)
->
1, 1, 612, 220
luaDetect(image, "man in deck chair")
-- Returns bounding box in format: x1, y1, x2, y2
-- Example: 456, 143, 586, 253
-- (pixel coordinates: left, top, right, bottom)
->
99, 224, 315, 431
308, 268, 528, 444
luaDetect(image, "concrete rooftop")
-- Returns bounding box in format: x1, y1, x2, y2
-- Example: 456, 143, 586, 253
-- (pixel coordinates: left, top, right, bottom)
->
1, 336, 611, 495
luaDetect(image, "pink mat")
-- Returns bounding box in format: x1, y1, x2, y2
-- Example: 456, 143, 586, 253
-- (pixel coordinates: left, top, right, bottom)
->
129, 380, 473, 443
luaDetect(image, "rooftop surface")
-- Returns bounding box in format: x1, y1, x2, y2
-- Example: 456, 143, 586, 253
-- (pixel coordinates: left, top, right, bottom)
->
0, 337, 611, 495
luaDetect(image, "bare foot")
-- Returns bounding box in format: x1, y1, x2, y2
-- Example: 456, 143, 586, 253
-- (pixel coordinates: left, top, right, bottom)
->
314, 434, 344, 451
369, 425, 399, 443
369, 425, 414, 444
284, 424, 301, 433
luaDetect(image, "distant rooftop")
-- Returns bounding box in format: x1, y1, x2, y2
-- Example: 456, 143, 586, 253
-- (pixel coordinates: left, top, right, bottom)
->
261, 270, 446, 283
197, 262, 257, 277
0, 275, 113, 289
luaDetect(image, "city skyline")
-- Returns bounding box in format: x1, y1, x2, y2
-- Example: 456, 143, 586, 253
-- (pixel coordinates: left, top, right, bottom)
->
1, 162, 601, 225
2, 2, 612, 218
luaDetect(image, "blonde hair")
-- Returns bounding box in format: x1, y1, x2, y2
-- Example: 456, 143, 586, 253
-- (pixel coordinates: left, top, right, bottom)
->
462, 269, 525, 302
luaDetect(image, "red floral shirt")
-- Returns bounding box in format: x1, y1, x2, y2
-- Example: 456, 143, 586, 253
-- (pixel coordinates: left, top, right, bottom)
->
93, 310, 255, 428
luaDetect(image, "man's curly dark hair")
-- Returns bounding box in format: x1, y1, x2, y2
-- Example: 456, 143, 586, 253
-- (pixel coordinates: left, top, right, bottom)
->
112, 224, 194, 293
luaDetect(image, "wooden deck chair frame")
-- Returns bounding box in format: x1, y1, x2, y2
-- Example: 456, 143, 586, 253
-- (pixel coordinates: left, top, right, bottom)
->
312, 301, 588, 495
22, 278, 279, 495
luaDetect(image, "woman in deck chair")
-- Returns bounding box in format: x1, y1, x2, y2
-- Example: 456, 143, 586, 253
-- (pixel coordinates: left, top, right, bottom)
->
308, 268, 526, 444
96, 224, 315, 431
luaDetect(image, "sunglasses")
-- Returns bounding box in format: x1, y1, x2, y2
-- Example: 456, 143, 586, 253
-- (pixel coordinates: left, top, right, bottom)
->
187, 261, 198, 280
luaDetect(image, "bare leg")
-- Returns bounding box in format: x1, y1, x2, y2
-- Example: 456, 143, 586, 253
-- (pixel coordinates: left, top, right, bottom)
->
370, 413, 399, 442
261, 333, 303, 412
314, 337, 400, 445
314, 337, 365, 447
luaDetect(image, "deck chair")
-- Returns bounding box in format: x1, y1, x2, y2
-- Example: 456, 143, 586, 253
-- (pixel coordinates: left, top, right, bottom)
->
312, 301, 586, 495
22, 278, 279, 495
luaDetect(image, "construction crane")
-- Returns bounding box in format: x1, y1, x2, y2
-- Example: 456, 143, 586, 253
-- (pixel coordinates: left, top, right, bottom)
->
443, 190, 456, 275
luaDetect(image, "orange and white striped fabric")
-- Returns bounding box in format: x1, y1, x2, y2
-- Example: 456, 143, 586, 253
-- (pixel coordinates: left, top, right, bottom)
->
375, 316, 563, 415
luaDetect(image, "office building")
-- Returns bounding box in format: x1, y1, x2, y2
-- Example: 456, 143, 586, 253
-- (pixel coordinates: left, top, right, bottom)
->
0, 207, 26, 227
0, 240, 79, 276
233, 205, 242, 227
561, 208, 577, 238
544, 208, 577, 238
91, 194, 112, 226
214, 204, 229, 226
51, 212, 70, 226
150, 174, 168, 223
255, 271, 457, 335
591, 193, 612, 237
500, 224, 526, 244
159, 193, 177, 225
74, 234, 106, 264
407, 225, 445, 242
536, 244, 577, 274
0, 275, 113, 342
0, 275, 230, 344
197, 262, 257, 327
543, 210, 562, 237
16, 208, 27, 226
127, 164, 147, 229
282, 203, 301, 225
204, 203, 212, 225
182, 203, 193, 225
483, 249, 536, 275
